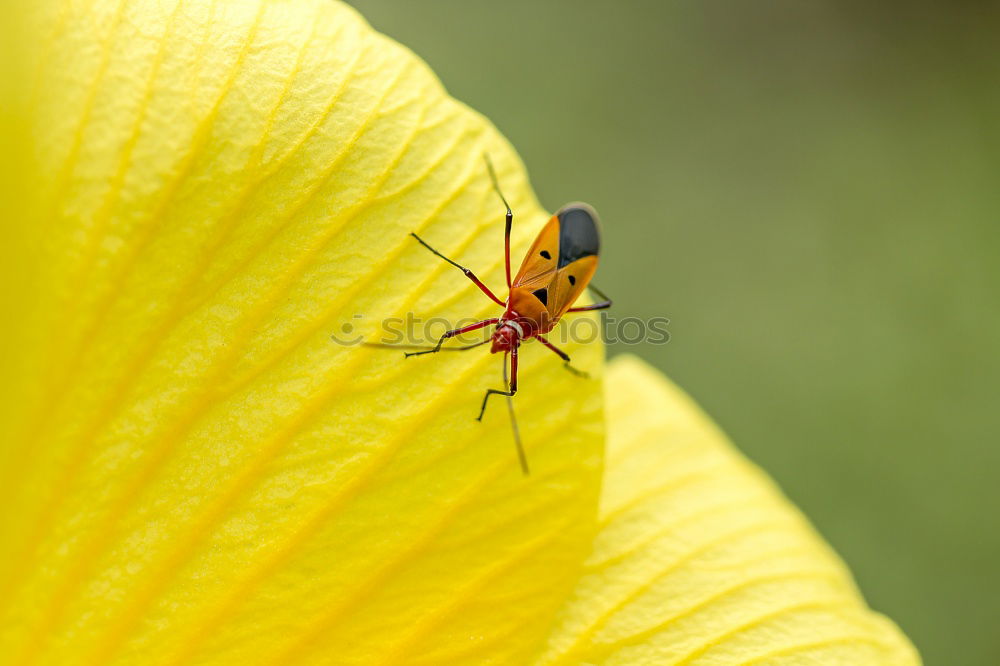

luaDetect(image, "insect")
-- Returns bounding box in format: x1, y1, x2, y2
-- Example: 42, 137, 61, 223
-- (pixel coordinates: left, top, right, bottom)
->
373, 157, 611, 474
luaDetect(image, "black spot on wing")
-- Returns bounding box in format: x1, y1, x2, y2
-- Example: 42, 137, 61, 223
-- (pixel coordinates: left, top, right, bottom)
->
568, 275, 576, 285
532, 287, 548, 306
540, 250, 551, 260
556, 204, 600, 268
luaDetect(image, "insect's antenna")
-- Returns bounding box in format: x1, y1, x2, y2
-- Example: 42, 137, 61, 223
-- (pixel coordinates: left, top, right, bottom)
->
362, 340, 489, 352
484, 153, 514, 288
503, 353, 529, 475
483, 153, 511, 212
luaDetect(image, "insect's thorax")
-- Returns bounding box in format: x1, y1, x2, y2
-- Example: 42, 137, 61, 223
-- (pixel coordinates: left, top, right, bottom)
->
490, 289, 558, 354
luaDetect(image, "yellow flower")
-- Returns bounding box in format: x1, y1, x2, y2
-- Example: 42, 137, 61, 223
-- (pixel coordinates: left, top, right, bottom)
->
0, 1, 919, 664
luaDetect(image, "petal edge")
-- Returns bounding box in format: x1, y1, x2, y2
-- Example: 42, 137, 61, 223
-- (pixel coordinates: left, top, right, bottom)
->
536, 354, 920, 665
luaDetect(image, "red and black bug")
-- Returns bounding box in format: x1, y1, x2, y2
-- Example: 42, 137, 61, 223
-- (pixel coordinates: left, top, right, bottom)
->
373, 158, 611, 474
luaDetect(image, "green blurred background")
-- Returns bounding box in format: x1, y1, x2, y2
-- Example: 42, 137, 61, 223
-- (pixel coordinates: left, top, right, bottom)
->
348, 2, 999, 664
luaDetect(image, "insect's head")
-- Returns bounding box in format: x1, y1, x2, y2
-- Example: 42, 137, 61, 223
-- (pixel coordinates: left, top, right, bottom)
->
490, 319, 522, 354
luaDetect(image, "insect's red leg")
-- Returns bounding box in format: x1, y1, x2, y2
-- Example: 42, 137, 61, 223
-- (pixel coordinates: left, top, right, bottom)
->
566, 284, 613, 312
509, 347, 519, 391
536, 335, 589, 378
484, 155, 513, 288
535, 335, 570, 362
504, 209, 512, 289
566, 301, 611, 312
477, 347, 518, 421
410, 233, 505, 307
404, 318, 499, 358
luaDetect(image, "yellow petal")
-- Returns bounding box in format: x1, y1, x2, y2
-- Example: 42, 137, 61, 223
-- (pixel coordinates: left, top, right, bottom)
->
0, 2, 603, 664
0, 0, 39, 420
537, 355, 920, 665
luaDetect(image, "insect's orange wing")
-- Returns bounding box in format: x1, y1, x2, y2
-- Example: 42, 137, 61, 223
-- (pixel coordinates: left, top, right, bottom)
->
549, 254, 597, 318
511, 215, 560, 288
511, 204, 600, 327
